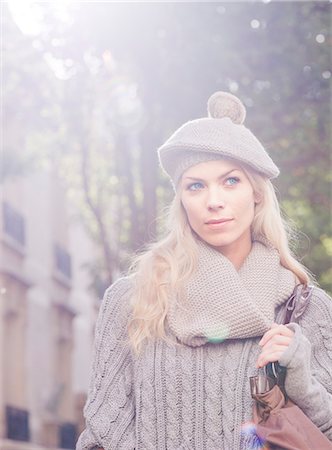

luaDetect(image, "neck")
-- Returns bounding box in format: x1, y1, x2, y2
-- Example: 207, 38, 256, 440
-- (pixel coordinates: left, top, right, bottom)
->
211, 232, 253, 270
222, 243, 252, 270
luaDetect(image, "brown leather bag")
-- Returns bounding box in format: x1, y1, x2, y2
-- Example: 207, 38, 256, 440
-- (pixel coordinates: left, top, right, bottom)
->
250, 284, 332, 450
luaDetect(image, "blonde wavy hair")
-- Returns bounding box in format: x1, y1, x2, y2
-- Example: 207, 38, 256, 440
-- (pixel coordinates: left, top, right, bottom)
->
127, 163, 312, 355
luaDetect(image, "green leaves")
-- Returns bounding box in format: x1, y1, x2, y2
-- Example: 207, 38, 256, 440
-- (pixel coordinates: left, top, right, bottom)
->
5, 2, 331, 293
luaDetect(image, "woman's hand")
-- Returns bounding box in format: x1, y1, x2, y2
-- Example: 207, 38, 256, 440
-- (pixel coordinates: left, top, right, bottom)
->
256, 323, 295, 368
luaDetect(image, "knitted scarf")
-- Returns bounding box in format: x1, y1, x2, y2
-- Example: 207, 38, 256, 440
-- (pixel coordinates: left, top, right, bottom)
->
167, 237, 297, 347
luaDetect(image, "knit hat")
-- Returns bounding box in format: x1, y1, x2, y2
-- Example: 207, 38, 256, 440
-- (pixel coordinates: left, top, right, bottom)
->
158, 91, 279, 186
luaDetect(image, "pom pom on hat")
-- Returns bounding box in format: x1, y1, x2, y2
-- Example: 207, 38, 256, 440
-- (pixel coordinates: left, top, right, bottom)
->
158, 91, 280, 187
207, 91, 246, 124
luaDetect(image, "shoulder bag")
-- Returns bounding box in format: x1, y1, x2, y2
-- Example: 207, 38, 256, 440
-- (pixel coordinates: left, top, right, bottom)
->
249, 284, 332, 450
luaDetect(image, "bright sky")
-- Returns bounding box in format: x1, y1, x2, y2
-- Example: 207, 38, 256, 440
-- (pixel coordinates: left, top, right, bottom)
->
7, 0, 72, 36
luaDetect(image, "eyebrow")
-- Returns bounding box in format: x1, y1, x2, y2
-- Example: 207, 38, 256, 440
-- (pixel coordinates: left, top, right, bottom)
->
183, 168, 239, 182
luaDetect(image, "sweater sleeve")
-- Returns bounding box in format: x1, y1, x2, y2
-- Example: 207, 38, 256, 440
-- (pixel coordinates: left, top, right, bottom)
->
278, 287, 332, 440
76, 277, 136, 450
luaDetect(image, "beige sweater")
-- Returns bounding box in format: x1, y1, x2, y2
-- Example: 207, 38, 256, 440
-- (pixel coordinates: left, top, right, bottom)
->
76, 275, 332, 450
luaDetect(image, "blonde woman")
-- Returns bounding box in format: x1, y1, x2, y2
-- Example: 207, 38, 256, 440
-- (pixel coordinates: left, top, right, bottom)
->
76, 92, 332, 450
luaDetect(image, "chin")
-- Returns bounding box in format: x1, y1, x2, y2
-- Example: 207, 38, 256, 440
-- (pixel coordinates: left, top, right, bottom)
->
204, 236, 232, 249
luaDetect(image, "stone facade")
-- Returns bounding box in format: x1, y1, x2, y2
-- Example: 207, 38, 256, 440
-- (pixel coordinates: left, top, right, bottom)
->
0, 168, 98, 449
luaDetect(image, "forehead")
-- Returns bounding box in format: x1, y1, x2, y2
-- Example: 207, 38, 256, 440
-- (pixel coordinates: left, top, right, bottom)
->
182, 159, 242, 179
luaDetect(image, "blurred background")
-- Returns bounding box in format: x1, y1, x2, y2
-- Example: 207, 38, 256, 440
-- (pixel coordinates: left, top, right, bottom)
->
1, 1, 331, 449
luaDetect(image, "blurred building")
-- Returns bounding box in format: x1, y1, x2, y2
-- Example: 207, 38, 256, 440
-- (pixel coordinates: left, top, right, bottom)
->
0, 167, 99, 450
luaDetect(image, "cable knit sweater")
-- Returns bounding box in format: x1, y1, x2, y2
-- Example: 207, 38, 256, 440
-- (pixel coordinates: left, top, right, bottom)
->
77, 279, 332, 449
76, 255, 332, 449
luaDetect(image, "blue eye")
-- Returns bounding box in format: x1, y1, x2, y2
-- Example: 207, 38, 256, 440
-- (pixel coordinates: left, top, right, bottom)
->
187, 181, 204, 191
225, 176, 240, 186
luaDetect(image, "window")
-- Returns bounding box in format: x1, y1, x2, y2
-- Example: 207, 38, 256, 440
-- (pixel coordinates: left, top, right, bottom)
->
6, 405, 30, 441
54, 244, 72, 279
2, 202, 25, 247
59, 422, 77, 449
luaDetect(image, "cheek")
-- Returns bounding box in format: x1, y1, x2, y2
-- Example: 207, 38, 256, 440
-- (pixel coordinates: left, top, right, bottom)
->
237, 193, 256, 219
181, 198, 201, 226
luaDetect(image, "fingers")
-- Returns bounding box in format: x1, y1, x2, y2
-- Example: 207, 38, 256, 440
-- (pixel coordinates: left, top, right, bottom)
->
256, 345, 290, 368
256, 323, 295, 368
261, 334, 292, 348
258, 323, 294, 347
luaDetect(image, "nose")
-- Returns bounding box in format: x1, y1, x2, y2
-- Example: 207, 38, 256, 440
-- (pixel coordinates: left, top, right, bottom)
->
206, 187, 225, 210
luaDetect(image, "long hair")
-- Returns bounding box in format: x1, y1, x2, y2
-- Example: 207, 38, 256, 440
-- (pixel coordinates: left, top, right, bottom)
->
127, 165, 312, 355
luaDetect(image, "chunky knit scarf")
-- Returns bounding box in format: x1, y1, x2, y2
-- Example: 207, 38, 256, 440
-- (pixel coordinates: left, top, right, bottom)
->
167, 237, 297, 347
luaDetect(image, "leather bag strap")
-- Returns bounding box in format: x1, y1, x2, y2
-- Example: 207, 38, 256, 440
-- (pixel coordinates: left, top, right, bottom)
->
266, 283, 314, 389
281, 283, 314, 325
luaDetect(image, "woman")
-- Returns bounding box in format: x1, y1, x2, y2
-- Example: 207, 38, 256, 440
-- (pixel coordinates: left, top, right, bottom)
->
76, 92, 332, 450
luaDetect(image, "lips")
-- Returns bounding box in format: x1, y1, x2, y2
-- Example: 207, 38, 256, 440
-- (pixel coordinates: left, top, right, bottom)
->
205, 218, 233, 225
